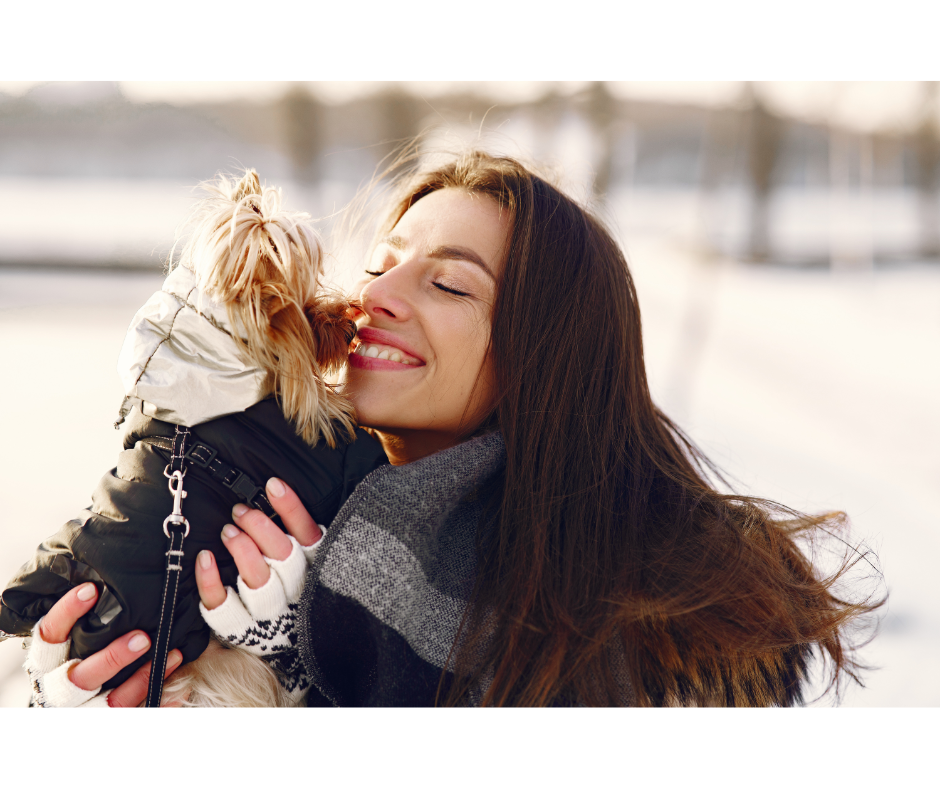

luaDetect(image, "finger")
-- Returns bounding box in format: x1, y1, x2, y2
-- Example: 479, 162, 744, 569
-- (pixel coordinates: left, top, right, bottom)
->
195, 550, 227, 610
266, 478, 323, 547
39, 582, 99, 644
221, 523, 271, 590
231, 503, 293, 561
68, 629, 152, 692
106, 649, 184, 708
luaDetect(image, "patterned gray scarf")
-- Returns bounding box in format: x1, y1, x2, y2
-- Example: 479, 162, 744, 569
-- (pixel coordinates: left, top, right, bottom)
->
297, 431, 506, 706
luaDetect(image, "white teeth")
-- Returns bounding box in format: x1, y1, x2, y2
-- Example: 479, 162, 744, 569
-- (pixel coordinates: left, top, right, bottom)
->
354, 343, 418, 365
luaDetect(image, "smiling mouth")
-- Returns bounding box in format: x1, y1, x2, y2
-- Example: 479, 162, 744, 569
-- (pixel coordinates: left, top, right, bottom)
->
351, 341, 423, 366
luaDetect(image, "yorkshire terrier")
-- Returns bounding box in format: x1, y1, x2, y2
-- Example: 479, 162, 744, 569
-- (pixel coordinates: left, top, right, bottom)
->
1, 170, 386, 706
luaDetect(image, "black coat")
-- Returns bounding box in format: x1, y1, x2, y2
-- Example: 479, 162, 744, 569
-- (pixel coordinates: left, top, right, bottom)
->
0, 399, 387, 688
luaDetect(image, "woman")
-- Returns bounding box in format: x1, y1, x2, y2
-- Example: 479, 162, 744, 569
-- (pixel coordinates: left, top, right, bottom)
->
25, 150, 883, 707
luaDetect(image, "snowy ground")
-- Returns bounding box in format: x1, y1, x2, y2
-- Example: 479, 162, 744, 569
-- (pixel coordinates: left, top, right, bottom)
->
0, 200, 937, 706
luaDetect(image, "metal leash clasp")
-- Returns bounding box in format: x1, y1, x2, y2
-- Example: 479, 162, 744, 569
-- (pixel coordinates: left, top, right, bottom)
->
163, 466, 191, 539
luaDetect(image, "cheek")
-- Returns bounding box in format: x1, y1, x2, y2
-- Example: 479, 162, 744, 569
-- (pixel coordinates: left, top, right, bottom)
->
436, 310, 491, 369
434, 314, 494, 408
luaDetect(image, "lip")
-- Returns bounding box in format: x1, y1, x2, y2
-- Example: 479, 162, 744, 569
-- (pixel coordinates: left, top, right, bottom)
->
353, 326, 426, 365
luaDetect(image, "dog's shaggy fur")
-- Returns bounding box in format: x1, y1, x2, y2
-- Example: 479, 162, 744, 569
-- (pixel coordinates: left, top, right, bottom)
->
156, 170, 356, 707
161, 635, 296, 707
179, 169, 356, 449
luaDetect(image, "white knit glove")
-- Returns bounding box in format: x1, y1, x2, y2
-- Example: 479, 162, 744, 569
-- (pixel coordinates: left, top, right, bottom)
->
200, 531, 324, 704
23, 622, 113, 708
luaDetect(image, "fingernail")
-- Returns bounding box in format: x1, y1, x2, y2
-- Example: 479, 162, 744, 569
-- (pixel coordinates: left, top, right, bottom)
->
168, 650, 183, 669
232, 503, 248, 517
76, 583, 96, 602
198, 550, 212, 569
222, 524, 240, 539
128, 634, 150, 653
267, 478, 285, 498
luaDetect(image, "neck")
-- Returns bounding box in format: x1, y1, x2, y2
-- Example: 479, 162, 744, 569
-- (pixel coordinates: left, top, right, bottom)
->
370, 429, 464, 466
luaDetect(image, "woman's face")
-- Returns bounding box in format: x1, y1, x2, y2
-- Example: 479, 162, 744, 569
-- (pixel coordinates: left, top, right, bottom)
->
345, 187, 510, 463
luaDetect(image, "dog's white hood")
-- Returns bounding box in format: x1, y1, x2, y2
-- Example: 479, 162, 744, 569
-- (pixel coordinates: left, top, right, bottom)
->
115, 265, 268, 428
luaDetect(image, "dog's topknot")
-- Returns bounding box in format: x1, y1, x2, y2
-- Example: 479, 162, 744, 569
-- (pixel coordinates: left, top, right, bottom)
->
232, 169, 263, 203
180, 169, 320, 306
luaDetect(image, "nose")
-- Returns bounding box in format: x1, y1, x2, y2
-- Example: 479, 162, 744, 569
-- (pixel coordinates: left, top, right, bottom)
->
358, 267, 414, 323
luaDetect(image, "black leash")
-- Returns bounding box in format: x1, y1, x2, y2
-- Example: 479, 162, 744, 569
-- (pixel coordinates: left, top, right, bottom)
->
144, 429, 277, 706
146, 425, 191, 708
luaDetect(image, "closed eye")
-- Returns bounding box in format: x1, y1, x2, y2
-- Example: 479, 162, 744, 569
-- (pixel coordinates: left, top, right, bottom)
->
366, 268, 469, 297
433, 282, 469, 297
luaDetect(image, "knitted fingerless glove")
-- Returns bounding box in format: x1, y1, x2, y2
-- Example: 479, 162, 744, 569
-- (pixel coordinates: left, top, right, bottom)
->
23, 622, 112, 708
200, 530, 324, 705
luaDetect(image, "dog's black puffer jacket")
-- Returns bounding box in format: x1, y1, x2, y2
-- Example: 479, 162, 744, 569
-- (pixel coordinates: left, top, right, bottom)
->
0, 399, 388, 689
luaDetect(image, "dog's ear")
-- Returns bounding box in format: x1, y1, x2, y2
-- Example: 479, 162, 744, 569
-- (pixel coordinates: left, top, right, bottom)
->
306, 296, 356, 372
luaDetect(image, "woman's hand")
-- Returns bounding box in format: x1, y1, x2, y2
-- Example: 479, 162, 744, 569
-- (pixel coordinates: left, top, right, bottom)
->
194, 477, 325, 703
196, 476, 323, 604
24, 583, 183, 708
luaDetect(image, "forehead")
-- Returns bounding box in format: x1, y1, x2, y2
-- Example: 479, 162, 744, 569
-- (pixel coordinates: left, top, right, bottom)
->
391, 188, 511, 270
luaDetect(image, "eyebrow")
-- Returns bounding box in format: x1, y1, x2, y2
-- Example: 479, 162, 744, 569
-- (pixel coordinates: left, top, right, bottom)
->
379, 235, 496, 281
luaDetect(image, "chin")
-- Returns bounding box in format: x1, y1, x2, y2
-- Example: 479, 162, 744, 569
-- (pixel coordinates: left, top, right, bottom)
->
343, 393, 395, 433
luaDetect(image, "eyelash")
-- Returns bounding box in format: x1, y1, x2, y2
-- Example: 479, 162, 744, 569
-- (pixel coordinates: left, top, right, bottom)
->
364, 269, 469, 297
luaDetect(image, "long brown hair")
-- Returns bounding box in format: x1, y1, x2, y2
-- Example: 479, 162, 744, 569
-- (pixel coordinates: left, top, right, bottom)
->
371, 149, 883, 706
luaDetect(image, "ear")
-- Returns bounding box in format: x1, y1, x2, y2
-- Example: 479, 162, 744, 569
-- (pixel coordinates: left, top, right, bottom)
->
306, 296, 356, 372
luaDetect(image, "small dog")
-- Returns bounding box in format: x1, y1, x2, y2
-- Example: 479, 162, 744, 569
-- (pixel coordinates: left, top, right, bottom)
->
154, 170, 355, 706
1, 170, 383, 707
117, 168, 356, 448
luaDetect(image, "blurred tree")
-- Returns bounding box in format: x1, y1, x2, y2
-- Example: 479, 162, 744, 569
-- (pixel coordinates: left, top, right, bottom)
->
913, 81, 940, 259
582, 81, 616, 202
743, 83, 784, 262
374, 86, 421, 161
697, 106, 741, 257
529, 84, 564, 164
280, 84, 323, 183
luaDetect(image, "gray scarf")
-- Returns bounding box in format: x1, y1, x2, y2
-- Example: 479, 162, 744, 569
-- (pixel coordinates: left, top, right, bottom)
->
297, 430, 506, 706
